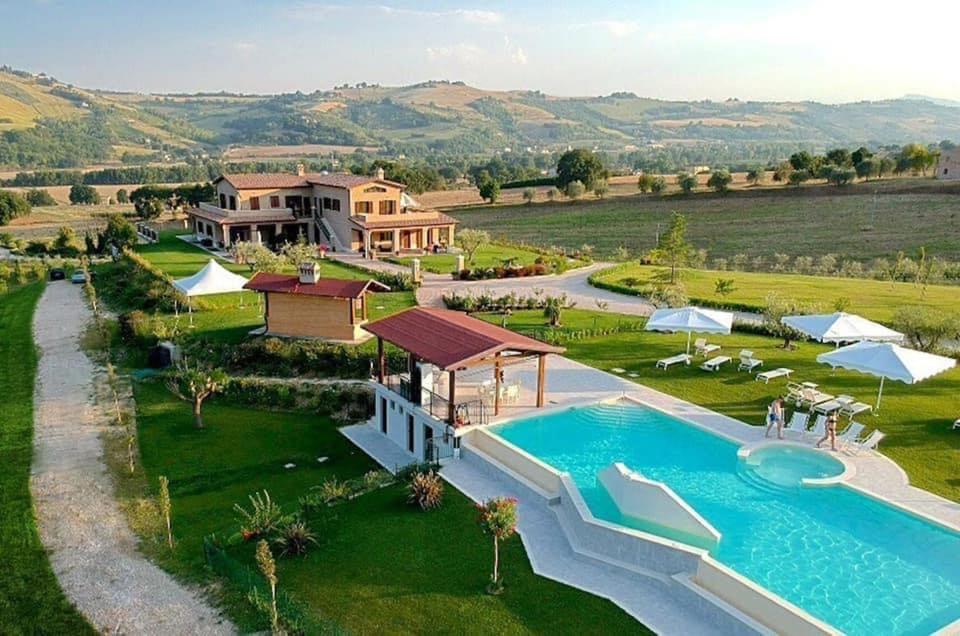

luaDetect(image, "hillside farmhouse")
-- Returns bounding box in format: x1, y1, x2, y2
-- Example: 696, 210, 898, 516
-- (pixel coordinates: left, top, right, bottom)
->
937, 148, 960, 180
187, 165, 457, 258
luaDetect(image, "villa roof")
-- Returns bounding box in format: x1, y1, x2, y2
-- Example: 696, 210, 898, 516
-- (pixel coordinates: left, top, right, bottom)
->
352, 211, 458, 230
215, 172, 405, 191
188, 206, 297, 225
243, 272, 390, 299
364, 307, 564, 370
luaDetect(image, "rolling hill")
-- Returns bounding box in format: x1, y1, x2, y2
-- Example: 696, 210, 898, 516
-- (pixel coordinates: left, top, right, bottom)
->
3, 68, 960, 169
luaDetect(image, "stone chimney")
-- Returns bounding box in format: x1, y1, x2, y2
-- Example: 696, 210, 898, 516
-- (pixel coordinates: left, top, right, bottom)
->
295, 163, 306, 177
375, 166, 385, 180
298, 261, 318, 284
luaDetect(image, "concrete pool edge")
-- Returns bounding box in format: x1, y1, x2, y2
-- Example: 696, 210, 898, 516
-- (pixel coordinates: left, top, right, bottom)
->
735, 441, 855, 487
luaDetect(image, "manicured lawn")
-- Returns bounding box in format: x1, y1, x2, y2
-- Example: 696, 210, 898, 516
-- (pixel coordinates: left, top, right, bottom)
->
0, 283, 93, 634
133, 381, 646, 634
391, 243, 560, 274
449, 180, 960, 261
484, 309, 960, 503
591, 264, 958, 322
126, 233, 415, 346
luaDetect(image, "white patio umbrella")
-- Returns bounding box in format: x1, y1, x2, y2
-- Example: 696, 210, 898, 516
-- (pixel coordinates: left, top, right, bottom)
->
781, 312, 903, 345
816, 341, 955, 410
172, 259, 250, 325
645, 306, 734, 354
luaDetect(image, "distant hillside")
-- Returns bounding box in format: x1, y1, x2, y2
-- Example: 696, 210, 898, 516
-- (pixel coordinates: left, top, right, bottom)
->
3, 69, 960, 169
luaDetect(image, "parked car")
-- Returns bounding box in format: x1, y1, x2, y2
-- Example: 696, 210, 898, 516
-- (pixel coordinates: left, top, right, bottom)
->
70, 270, 88, 284
49, 268, 66, 281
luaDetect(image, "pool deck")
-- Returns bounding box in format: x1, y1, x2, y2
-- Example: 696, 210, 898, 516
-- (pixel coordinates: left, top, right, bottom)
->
342, 354, 960, 634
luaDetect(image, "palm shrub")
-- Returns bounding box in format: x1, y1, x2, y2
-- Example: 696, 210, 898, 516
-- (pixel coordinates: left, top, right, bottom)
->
273, 520, 318, 557
318, 478, 352, 504
408, 470, 444, 511
235, 490, 284, 541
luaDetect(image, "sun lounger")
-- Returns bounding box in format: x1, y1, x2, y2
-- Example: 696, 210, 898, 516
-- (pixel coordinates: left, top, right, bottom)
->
737, 350, 763, 372
783, 411, 810, 438
813, 399, 844, 414
835, 395, 872, 418
700, 355, 731, 372
756, 367, 793, 383
789, 386, 833, 409
807, 414, 828, 439
836, 421, 866, 449
694, 338, 721, 356
656, 353, 692, 370
848, 430, 885, 454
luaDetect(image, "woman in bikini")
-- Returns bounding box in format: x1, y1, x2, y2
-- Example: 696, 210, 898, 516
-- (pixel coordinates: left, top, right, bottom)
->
817, 411, 839, 451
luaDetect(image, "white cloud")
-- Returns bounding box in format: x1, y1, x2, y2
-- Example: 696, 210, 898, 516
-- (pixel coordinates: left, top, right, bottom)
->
292, 3, 502, 25
590, 20, 641, 38
425, 43, 485, 65
232, 41, 257, 53
511, 47, 528, 65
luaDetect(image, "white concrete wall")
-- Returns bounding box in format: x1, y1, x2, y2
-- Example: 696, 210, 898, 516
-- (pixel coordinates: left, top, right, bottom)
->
312, 185, 352, 248
373, 385, 452, 463
466, 429, 562, 496
598, 463, 721, 549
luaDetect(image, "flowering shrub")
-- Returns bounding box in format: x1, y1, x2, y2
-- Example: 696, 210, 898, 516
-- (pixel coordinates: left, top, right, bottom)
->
407, 470, 444, 511
476, 497, 518, 593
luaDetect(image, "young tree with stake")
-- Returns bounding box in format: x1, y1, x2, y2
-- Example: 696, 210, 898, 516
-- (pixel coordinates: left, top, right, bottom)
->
476, 497, 518, 594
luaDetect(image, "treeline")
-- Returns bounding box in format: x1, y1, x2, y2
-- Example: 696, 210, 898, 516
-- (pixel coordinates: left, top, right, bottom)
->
0, 113, 114, 169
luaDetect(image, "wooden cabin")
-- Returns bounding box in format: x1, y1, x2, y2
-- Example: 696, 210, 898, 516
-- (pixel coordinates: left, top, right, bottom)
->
244, 262, 389, 343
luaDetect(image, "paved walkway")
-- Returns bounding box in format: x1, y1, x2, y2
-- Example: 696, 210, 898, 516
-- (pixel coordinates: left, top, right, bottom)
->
30, 282, 233, 635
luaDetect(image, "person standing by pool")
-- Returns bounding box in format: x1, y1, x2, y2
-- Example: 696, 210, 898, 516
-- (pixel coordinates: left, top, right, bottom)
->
765, 397, 785, 439
817, 411, 839, 451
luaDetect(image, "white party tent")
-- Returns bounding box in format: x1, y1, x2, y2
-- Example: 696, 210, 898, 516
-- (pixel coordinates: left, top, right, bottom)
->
645, 306, 734, 354
781, 312, 903, 345
172, 259, 250, 323
816, 341, 955, 410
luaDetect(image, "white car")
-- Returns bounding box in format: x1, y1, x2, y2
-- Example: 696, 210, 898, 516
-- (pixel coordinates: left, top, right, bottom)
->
70, 270, 88, 284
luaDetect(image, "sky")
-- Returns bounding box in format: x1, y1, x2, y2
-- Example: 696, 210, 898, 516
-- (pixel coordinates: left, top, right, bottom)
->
3, 0, 960, 103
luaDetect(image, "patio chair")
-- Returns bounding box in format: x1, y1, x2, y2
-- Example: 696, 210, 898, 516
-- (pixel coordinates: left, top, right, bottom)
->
700, 355, 731, 372
836, 421, 866, 450
813, 399, 843, 415
799, 388, 834, 409
807, 414, 828, 440
848, 430, 885, 455
502, 383, 521, 404
783, 411, 810, 438
737, 350, 763, 372
756, 367, 793, 384
694, 338, 721, 356
656, 353, 692, 370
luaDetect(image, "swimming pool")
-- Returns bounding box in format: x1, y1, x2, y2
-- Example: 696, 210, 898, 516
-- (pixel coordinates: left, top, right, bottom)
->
492, 401, 960, 635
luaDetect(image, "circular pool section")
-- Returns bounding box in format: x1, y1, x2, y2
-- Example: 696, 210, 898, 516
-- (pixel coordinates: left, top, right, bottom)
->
739, 445, 845, 489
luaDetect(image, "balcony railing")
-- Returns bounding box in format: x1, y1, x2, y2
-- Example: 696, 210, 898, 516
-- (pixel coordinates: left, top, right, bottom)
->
197, 201, 296, 217
381, 373, 488, 427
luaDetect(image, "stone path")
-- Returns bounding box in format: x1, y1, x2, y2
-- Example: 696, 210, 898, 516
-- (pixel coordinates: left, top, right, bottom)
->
30, 281, 233, 635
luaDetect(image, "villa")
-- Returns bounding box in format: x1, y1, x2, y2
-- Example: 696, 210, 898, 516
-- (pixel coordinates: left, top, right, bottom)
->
186, 165, 457, 257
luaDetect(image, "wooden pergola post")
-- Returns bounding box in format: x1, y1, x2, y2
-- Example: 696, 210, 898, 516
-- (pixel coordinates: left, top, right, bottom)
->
536, 353, 546, 408
493, 353, 502, 416
377, 337, 385, 383
447, 369, 456, 424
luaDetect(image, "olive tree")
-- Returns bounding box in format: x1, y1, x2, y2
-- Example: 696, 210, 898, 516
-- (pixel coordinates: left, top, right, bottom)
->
166, 359, 228, 429
456, 228, 490, 264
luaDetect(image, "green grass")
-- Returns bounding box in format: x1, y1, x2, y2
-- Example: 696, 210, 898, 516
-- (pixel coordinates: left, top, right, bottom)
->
485, 309, 960, 503
390, 243, 557, 274
449, 179, 960, 261
0, 283, 93, 634
592, 264, 958, 322
130, 233, 415, 346
133, 381, 646, 634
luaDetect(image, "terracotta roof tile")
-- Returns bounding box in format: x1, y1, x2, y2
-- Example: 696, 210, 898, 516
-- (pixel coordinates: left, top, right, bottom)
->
243, 272, 389, 298
363, 307, 564, 370
216, 172, 406, 191
353, 211, 458, 229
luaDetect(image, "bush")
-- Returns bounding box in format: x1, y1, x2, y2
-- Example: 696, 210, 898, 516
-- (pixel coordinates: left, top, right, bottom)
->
273, 520, 318, 557
118, 310, 153, 345
317, 478, 352, 504
69, 184, 100, 205
500, 176, 556, 189
0, 189, 30, 225
408, 471, 444, 511
234, 491, 285, 541
25, 189, 56, 207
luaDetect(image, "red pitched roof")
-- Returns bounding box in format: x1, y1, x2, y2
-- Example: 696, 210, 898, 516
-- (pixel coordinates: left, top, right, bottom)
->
363, 307, 564, 370
243, 272, 389, 298
215, 172, 405, 191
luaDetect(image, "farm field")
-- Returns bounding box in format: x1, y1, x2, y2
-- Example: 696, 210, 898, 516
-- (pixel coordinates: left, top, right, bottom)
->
592, 265, 958, 322
448, 179, 960, 261
130, 378, 647, 634
0, 283, 93, 633
481, 308, 960, 503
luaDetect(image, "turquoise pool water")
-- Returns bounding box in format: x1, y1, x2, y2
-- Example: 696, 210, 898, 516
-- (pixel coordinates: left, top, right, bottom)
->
493, 401, 960, 635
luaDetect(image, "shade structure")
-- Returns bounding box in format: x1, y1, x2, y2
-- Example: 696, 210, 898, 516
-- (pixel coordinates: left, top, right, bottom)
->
781, 312, 903, 344
172, 259, 249, 297
816, 341, 955, 410
645, 306, 734, 354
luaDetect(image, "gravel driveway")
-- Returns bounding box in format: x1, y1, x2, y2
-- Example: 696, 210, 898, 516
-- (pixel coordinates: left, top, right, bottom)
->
30, 281, 233, 635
